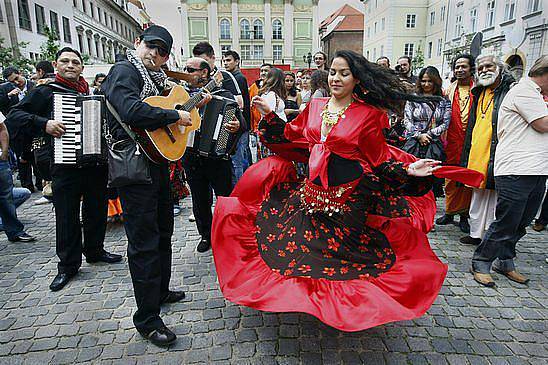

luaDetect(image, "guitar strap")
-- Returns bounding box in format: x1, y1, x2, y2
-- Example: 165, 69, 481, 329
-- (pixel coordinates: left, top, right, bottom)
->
104, 99, 144, 150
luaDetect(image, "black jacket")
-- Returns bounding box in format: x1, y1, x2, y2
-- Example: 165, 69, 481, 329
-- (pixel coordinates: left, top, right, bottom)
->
231, 69, 251, 127
100, 60, 180, 141
460, 73, 515, 189
0, 80, 35, 115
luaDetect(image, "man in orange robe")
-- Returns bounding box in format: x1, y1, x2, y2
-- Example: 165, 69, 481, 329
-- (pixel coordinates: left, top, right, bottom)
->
437, 55, 475, 233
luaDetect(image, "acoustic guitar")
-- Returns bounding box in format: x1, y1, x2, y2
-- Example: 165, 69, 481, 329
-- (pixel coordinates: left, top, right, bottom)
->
132, 73, 222, 164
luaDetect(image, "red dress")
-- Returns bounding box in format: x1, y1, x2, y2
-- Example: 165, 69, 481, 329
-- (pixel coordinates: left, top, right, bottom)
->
211, 98, 483, 332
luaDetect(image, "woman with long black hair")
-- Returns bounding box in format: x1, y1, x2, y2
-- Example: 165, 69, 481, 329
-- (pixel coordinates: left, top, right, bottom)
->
283, 71, 302, 123
210, 51, 482, 331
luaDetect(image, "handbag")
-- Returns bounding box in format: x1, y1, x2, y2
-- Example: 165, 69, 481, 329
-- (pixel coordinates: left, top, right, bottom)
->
403, 102, 446, 161
104, 100, 152, 188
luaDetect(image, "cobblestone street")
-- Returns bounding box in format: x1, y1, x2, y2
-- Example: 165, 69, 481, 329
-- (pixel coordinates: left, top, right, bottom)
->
0, 192, 546, 365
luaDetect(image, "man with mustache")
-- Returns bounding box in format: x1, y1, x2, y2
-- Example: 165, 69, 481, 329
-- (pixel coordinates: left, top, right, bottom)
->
459, 55, 514, 252
470, 55, 548, 287
437, 54, 475, 233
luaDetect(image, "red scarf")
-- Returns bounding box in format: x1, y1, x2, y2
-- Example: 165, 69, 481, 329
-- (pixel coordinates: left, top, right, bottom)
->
55, 74, 90, 95
445, 80, 474, 165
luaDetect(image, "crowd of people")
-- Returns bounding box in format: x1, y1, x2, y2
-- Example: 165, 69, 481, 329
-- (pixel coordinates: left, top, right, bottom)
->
0, 23, 546, 348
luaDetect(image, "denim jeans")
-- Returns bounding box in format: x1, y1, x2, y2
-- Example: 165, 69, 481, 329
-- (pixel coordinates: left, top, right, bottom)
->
472, 175, 547, 273
0, 187, 31, 230
0, 161, 25, 239
231, 131, 250, 186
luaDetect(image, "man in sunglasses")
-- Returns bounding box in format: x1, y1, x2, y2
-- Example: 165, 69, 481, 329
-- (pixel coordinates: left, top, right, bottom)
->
101, 25, 193, 348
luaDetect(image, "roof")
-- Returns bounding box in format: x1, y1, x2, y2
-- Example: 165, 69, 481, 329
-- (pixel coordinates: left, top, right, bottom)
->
319, 4, 364, 34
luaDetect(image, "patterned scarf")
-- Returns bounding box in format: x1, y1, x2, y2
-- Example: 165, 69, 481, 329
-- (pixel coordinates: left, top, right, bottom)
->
126, 50, 168, 99
55, 74, 90, 95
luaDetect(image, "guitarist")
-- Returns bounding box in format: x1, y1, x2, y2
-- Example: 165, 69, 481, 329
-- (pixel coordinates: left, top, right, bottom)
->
182, 57, 242, 253
101, 25, 199, 347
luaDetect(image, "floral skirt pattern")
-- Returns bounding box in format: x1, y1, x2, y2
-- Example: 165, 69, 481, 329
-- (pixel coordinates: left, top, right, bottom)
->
256, 180, 396, 280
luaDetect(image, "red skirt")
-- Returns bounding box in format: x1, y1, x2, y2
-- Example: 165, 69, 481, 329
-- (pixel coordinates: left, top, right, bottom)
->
211, 155, 451, 332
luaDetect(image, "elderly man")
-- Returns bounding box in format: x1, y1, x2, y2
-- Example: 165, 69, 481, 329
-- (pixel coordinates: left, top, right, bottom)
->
101, 25, 194, 347
471, 56, 548, 287
182, 57, 242, 253
437, 54, 475, 233
459, 54, 514, 246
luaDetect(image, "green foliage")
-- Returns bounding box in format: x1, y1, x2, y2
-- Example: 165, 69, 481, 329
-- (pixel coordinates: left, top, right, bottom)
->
413, 46, 425, 73
39, 26, 61, 61
0, 37, 33, 74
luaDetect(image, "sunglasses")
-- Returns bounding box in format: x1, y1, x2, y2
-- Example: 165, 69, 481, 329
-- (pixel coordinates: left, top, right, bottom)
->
144, 41, 169, 57
184, 66, 204, 73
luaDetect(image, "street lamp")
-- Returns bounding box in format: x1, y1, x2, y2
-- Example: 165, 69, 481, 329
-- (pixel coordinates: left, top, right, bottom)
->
303, 52, 312, 69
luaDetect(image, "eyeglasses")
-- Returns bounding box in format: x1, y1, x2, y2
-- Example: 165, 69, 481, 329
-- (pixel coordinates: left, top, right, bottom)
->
144, 41, 169, 57
184, 66, 203, 73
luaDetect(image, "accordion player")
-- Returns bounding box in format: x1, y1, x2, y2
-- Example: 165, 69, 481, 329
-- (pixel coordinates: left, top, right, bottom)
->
186, 93, 243, 160
52, 92, 106, 165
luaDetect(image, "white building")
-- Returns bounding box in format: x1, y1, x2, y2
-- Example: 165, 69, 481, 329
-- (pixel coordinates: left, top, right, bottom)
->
444, 0, 547, 79
0, 0, 142, 65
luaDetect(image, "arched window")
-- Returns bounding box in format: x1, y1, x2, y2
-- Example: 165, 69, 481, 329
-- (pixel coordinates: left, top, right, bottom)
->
273, 19, 282, 40
220, 19, 231, 39
240, 19, 250, 39
253, 19, 263, 39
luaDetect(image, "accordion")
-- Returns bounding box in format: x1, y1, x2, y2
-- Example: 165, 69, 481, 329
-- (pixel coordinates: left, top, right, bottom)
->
52, 93, 104, 165
187, 95, 241, 159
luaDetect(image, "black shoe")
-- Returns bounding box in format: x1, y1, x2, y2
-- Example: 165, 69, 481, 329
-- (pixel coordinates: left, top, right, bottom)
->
460, 236, 482, 245
459, 218, 470, 234
161, 290, 186, 305
435, 214, 454, 225
49, 272, 77, 291
8, 232, 36, 242
86, 251, 123, 264
197, 239, 211, 253
139, 325, 177, 347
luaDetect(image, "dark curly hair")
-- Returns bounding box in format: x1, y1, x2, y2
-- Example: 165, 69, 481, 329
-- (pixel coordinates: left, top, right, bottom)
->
451, 54, 476, 74
310, 70, 329, 97
333, 50, 441, 114
284, 71, 298, 98
416, 66, 443, 96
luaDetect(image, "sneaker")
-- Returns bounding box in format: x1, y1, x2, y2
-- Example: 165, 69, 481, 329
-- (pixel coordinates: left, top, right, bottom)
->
460, 236, 482, 245
34, 196, 52, 205
435, 214, 454, 225
197, 239, 211, 253
188, 214, 195, 222
532, 222, 545, 232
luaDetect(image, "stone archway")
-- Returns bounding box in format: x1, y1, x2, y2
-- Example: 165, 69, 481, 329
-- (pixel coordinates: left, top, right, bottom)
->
505, 54, 524, 80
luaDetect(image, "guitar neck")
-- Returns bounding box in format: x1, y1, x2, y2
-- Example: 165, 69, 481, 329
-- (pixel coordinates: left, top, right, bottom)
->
179, 79, 216, 112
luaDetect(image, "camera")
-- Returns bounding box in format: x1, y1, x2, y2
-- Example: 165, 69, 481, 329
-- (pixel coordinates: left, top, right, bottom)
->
395, 65, 403, 73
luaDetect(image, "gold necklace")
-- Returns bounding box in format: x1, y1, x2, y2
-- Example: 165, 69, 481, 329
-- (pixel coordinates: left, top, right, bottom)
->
321, 100, 352, 126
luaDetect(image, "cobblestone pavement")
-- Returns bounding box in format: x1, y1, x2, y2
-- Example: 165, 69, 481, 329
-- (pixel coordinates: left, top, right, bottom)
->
0, 192, 546, 365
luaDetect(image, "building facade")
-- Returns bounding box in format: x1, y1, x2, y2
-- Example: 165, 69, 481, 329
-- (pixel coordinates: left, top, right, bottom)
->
361, 0, 448, 72
179, 0, 320, 68
0, 0, 142, 65
444, 0, 547, 79
319, 5, 364, 62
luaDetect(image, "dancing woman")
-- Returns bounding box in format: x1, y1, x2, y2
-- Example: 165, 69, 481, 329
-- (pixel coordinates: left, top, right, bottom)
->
211, 50, 483, 331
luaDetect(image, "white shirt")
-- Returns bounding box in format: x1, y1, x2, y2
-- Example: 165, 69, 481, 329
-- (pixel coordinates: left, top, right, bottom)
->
261, 91, 287, 122
494, 77, 548, 176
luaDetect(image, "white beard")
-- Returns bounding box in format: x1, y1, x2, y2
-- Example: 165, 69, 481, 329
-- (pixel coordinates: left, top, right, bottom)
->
477, 67, 500, 87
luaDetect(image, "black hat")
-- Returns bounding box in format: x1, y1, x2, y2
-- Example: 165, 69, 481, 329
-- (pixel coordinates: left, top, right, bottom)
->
141, 25, 173, 53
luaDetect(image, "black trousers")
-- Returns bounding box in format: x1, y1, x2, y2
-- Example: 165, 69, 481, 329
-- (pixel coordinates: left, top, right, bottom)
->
19, 150, 42, 189
52, 165, 108, 274
117, 163, 173, 333
183, 153, 233, 242
472, 175, 546, 273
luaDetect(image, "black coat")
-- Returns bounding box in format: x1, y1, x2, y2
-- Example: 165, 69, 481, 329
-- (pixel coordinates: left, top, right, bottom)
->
460, 73, 515, 190
0, 80, 35, 115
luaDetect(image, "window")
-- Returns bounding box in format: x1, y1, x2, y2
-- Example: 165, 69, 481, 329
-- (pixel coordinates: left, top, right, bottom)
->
427, 41, 433, 58
366, 50, 370, 59
430, 11, 435, 26
49, 11, 60, 39
97, 7, 101, 23
63, 16, 71, 43
220, 19, 230, 39
241, 45, 251, 59
381, 17, 385, 31
406, 14, 416, 28
90, 2, 94, 18
528, 0, 541, 13
240, 19, 250, 39
504, 1, 516, 21
253, 45, 263, 60
18, 0, 32, 30
454, 3, 463, 37
437, 38, 442, 56
253, 19, 263, 40
273, 20, 282, 39
73, 0, 77, 8
110, 15, 113, 29
527, 32, 542, 65
82, 0, 86, 14
486, 1, 496, 27
470, 8, 478, 32
374, 21, 377, 34
95, 38, 100, 57
221, 45, 231, 55
77, 33, 83, 53
0, 2, 4, 22
35, 4, 46, 34
440, 5, 446, 22
273, 45, 282, 60
404, 43, 414, 58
